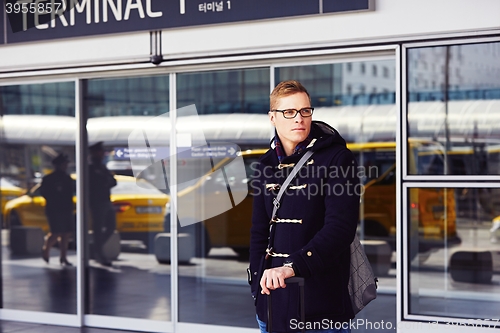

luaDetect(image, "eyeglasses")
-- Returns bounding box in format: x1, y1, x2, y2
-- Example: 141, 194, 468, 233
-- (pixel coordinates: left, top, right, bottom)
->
271, 107, 314, 119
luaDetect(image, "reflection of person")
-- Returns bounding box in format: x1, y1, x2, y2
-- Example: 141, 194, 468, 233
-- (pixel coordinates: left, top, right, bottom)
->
483, 189, 500, 242
491, 218, 500, 243
41, 153, 75, 266
89, 141, 117, 266
249, 81, 360, 333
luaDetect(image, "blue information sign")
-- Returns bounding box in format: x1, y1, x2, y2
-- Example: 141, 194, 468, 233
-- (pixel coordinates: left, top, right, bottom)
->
114, 143, 239, 161
3, 0, 372, 44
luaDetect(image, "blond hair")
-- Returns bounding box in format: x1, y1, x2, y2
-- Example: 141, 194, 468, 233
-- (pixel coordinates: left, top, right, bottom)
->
270, 80, 311, 110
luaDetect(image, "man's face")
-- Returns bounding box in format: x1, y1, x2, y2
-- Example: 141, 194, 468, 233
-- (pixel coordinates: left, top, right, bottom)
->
269, 92, 312, 153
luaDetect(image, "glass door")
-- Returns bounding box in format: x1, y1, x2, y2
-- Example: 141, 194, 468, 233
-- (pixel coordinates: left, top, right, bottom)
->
0, 81, 78, 322
174, 68, 270, 330
275, 59, 397, 331
171, 55, 397, 332
82, 74, 172, 332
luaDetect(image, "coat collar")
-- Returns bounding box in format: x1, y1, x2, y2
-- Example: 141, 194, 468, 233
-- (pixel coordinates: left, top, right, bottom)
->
265, 121, 346, 165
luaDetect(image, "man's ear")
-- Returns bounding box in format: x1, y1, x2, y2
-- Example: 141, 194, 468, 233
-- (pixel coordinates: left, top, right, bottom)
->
268, 111, 275, 125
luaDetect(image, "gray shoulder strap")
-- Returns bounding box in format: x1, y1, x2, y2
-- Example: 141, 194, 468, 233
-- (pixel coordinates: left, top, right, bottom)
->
272, 150, 313, 219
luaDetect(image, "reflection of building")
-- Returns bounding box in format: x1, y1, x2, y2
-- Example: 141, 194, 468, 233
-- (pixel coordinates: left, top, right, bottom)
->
408, 44, 500, 92
0, 83, 74, 116
0, 2, 500, 333
343, 61, 395, 97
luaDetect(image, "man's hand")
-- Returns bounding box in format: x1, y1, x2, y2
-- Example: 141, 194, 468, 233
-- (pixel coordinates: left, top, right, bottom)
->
260, 266, 295, 295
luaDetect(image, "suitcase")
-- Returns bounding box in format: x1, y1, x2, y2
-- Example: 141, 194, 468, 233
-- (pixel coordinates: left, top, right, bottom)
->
267, 276, 305, 333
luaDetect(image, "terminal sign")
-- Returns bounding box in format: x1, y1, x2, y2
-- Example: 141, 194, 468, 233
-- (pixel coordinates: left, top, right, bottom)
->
3, 0, 373, 44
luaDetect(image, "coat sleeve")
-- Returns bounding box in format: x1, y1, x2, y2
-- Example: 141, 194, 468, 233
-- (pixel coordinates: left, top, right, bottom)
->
249, 162, 271, 298
288, 149, 360, 278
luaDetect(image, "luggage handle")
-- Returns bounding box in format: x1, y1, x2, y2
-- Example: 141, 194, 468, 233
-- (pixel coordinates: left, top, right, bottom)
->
286, 276, 304, 286
267, 276, 305, 333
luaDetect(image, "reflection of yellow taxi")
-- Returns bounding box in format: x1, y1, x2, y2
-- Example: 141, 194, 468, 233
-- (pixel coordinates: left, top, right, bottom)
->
173, 144, 460, 257
349, 142, 460, 253
1, 178, 25, 215
362, 162, 460, 251
176, 149, 266, 256
3, 175, 169, 243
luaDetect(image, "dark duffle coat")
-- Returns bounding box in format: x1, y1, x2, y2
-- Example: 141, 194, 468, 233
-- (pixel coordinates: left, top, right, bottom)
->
249, 121, 360, 332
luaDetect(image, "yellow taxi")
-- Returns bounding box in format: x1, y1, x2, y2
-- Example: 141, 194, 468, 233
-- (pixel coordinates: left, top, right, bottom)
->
1, 178, 25, 216
3, 175, 169, 244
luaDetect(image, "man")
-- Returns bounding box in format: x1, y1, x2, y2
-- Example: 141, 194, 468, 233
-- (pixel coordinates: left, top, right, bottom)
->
41, 153, 75, 266
89, 141, 117, 266
249, 81, 360, 333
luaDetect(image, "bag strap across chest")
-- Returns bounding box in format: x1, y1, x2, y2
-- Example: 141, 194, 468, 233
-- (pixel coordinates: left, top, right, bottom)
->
265, 150, 314, 260
271, 150, 314, 221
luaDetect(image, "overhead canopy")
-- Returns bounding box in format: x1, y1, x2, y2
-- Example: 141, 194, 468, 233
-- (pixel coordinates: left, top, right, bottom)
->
2, 100, 500, 146
1, 115, 77, 146
0, 113, 273, 147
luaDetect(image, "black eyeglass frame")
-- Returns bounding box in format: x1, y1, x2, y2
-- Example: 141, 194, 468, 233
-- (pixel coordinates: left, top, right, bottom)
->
270, 107, 315, 119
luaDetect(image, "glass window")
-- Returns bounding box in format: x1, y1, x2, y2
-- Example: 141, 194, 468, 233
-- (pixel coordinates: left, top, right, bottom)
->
407, 186, 500, 320
407, 41, 500, 175
84, 75, 170, 321
275, 62, 395, 107
87, 76, 169, 117
405, 40, 500, 328
276, 60, 397, 327
0, 82, 76, 314
175, 68, 269, 328
383, 66, 389, 78
1, 82, 74, 116
177, 68, 269, 115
